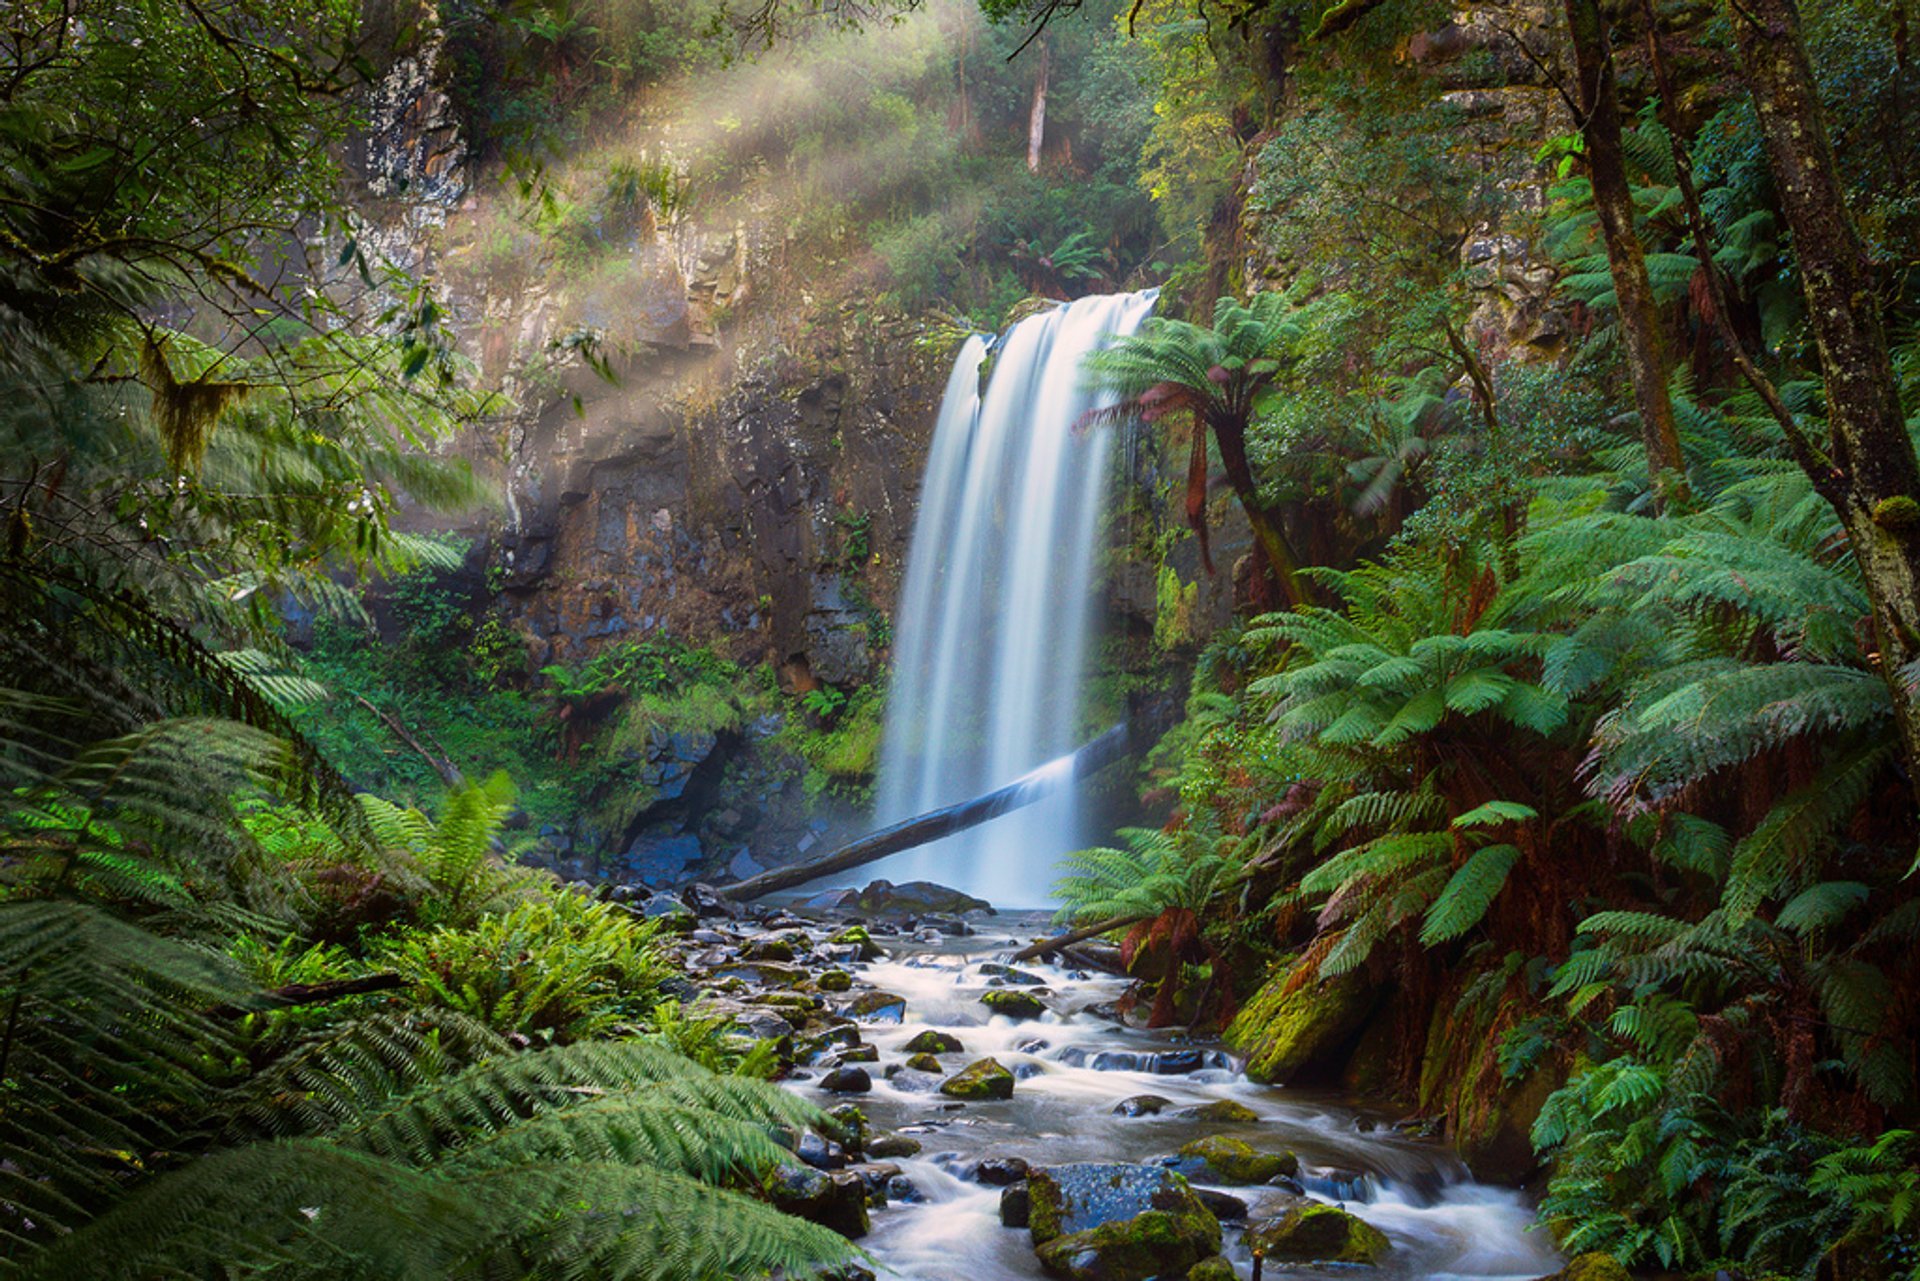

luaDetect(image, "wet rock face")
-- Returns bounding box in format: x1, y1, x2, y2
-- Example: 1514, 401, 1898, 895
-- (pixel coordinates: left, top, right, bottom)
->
1170, 1136, 1298, 1185
765, 1164, 871, 1239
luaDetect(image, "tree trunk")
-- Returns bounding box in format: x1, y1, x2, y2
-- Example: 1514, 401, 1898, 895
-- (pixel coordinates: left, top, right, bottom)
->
1564, 0, 1689, 507
1728, 0, 1920, 797
721, 722, 1133, 900
1211, 412, 1309, 608
1027, 41, 1049, 173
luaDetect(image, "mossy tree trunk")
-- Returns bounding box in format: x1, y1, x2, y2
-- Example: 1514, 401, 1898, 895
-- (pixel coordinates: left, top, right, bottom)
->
1564, 0, 1690, 508
1727, 0, 1920, 797
1208, 408, 1310, 609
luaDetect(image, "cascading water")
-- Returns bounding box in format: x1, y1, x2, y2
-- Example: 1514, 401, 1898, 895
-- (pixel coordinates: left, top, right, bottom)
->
870, 291, 1159, 906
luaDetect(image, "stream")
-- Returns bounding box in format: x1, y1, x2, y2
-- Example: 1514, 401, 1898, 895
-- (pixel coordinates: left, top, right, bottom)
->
758, 909, 1564, 1281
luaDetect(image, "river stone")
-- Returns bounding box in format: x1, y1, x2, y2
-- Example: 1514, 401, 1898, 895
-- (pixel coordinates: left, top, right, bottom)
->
1032, 1199, 1223, 1281
976, 1157, 1031, 1186
817, 969, 854, 992
721, 961, 810, 987
820, 1065, 873, 1093
764, 1164, 871, 1238
887, 1173, 924, 1203
830, 1044, 879, 1065
1178, 1100, 1259, 1123
827, 924, 886, 960
797, 1131, 847, 1170
1173, 1136, 1298, 1184
1001, 1181, 1032, 1228
981, 990, 1047, 1019
1244, 1203, 1390, 1264
1193, 1188, 1248, 1222
904, 1029, 965, 1054
1026, 1163, 1213, 1245
846, 991, 908, 1023
741, 936, 796, 962
979, 962, 1047, 986
1187, 1256, 1237, 1281
905, 1052, 945, 1073
868, 1133, 923, 1158
1113, 1095, 1172, 1117
941, 1057, 1016, 1100
856, 880, 992, 917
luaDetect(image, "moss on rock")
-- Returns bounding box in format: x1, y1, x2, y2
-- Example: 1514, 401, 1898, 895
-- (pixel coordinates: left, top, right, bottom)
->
1223, 969, 1378, 1084
1034, 1206, 1223, 1281
941, 1057, 1016, 1100
1244, 1203, 1389, 1264
1174, 1136, 1297, 1184
1187, 1256, 1237, 1281
981, 989, 1047, 1019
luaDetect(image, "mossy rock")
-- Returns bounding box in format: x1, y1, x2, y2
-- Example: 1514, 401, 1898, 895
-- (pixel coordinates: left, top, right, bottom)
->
1551, 1254, 1631, 1281
1222, 969, 1379, 1084
1173, 1136, 1297, 1185
742, 937, 797, 962
829, 925, 885, 960
867, 1133, 923, 1158
723, 961, 810, 987
981, 989, 1047, 1020
1177, 1100, 1259, 1123
1187, 1256, 1237, 1281
817, 969, 854, 992
846, 990, 908, 1022
1245, 1204, 1389, 1264
906, 1052, 945, 1073
1027, 1163, 1211, 1246
941, 1057, 1016, 1100
1033, 1206, 1222, 1281
904, 1029, 965, 1054
824, 1103, 869, 1150
764, 1164, 870, 1239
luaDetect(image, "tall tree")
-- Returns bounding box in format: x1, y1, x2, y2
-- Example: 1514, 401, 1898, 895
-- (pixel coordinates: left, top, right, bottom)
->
1724, 0, 1920, 797
1562, 0, 1690, 508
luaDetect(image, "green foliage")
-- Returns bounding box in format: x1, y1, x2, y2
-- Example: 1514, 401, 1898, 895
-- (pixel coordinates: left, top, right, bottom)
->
377, 892, 670, 1040
1053, 827, 1242, 924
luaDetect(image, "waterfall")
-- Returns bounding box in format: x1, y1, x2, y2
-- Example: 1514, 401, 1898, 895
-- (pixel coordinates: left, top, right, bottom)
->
868, 290, 1158, 907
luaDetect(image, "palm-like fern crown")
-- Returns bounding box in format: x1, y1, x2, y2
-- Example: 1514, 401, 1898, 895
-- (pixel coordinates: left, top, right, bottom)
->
1053, 826, 1243, 925
1082, 289, 1313, 422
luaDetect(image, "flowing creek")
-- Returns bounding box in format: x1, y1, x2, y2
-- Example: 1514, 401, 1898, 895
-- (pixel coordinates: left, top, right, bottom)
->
739, 909, 1564, 1281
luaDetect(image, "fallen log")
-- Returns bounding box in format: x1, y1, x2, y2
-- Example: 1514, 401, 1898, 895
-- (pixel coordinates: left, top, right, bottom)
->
721, 721, 1134, 901
1010, 914, 1143, 963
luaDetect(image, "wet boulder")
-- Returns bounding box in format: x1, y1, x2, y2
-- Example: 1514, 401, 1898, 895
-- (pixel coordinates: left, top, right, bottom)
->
903, 1029, 965, 1054
1172, 1136, 1298, 1185
817, 969, 854, 992
1112, 1095, 1172, 1117
765, 1164, 871, 1238
824, 1103, 869, 1152
941, 1057, 1016, 1100
979, 962, 1047, 986
975, 1157, 1030, 1186
981, 990, 1047, 1019
1244, 1203, 1390, 1264
1027, 1165, 1222, 1281
1192, 1189, 1248, 1222
868, 1133, 923, 1158
1222, 970, 1378, 1085
1001, 1182, 1032, 1228
829, 1044, 879, 1065
1177, 1100, 1259, 1123
1026, 1163, 1215, 1246
845, 991, 908, 1023
1187, 1257, 1236, 1281
905, 1052, 945, 1073
741, 936, 797, 962
820, 1065, 873, 1094
828, 924, 886, 961
854, 880, 992, 918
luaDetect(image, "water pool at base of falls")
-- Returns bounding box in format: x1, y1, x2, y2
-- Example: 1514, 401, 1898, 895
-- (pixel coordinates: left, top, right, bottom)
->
774, 912, 1563, 1281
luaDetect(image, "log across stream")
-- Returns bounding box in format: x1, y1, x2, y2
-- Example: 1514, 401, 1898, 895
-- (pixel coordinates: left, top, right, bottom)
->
698, 908, 1565, 1281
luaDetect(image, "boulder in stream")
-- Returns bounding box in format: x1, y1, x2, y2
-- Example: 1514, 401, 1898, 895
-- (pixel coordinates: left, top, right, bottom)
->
819, 1065, 873, 1093
905, 1052, 944, 1073
868, 1133, 923, 1158
855, 880, 992, 918
940, 1057, 1016, 1100
844, 990, 908, 1022
1112, 1095, 1172, 1117
828, 924, 886, 960
1172, 1136, 1298, 1185
1178, 1100, 1259, 1123
1186, 1257, 1237, 1281
816, 969, 854, 992
1244, 1203, 1390, 1264
903, 1029, 965, 1054
764, 1164, 871, 1238
981, 989, 1047, 1019
975, 1157, 1030, 1186
1027, 1164, 1222, 1281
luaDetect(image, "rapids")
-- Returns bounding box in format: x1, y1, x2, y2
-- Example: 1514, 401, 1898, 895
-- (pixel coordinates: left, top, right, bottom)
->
787, 914, 1562, 1281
